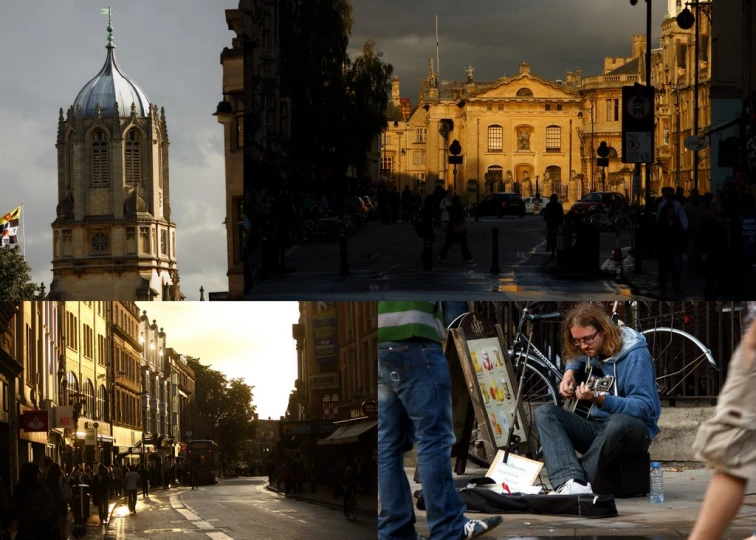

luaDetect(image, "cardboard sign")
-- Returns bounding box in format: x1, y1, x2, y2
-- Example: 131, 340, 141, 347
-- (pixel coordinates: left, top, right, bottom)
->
486, 450, 544, 491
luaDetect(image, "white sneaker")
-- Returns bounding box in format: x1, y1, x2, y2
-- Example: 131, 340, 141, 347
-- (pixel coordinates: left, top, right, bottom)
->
548, 479, 593, 495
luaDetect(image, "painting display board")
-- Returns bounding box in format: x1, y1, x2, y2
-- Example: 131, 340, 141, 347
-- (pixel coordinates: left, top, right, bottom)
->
448, 312, 531, 466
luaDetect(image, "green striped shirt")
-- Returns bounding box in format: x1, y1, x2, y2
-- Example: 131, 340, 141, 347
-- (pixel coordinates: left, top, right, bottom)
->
377, 301, 445, 343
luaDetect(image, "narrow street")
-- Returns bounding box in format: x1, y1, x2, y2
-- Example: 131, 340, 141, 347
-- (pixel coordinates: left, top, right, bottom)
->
104, 478, 376, 540
247, 216, 650, 299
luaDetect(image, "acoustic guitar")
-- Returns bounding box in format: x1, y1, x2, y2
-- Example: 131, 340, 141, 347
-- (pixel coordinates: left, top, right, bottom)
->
563, 364, 615, 419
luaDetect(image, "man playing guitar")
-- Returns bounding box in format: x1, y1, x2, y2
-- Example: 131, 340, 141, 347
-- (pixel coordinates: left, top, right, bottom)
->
534, 303, 661, 495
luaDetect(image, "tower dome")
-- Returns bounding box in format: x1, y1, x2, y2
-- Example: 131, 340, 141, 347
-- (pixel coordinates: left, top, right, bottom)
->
72, 32, 150, 118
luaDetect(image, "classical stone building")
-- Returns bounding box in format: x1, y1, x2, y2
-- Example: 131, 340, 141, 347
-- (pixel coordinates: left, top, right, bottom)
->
50, 24, 181, 301
386, 61, 585, 203
111, 301, 143, 463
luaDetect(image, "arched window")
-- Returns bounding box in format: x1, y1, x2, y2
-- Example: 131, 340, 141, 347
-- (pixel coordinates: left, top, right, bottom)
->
91, 130, 109, 186
125, 130, 141, 186
546, 125, 562, 152
97, 385, 108, 422
487, 125, 503, 152
516, 88, 533, 97
83, 379, 95, 419
64, 372, 78, 406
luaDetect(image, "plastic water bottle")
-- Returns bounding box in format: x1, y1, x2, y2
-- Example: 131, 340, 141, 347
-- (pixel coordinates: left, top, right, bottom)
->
650, 462, 664, 504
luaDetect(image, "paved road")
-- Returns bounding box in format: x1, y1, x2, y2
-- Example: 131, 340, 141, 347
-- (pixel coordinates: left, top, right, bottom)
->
106, 478, 376, 540
247, 216, 650, 299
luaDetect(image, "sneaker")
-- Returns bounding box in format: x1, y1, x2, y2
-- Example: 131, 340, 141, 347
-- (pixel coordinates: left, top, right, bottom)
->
462, 516, 503, 539
548, 478, 593, 495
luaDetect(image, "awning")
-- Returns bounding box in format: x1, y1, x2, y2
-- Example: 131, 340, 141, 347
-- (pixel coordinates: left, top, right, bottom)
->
317, 420, 377, 445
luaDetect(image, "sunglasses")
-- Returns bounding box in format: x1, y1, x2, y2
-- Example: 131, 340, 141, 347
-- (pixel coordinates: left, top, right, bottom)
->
571, 329, 599, 347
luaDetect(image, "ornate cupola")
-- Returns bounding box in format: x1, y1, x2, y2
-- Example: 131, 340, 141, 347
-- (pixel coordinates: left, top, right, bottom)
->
49, 10, 182, 301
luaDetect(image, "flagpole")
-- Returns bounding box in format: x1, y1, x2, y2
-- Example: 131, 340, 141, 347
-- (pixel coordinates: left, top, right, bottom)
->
21, 202, 25, 258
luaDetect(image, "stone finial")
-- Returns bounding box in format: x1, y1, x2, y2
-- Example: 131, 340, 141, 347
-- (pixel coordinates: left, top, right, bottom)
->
130, 102, 137, 116
199, 286, 205, 301
95, 103, 102, 118
160, 106, 168, 140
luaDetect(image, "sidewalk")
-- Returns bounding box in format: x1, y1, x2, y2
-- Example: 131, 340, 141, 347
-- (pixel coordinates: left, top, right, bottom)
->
265, 481, 378, 517
402, 466, 756, 538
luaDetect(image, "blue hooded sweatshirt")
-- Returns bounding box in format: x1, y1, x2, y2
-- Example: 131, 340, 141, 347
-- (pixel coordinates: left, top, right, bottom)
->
566, 326, 661, 441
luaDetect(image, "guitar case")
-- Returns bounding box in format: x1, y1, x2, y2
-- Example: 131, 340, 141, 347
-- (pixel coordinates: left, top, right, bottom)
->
415, 484, 618, 518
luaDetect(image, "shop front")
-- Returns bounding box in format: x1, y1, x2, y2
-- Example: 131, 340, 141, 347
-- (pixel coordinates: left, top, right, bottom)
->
278, 420, 338, 485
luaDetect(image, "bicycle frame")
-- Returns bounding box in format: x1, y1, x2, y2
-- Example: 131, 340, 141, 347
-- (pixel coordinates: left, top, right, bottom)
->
510, 307, 564, 382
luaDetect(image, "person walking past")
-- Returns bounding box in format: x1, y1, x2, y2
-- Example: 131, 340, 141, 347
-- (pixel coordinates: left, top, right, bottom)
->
124, 466, 140, 515
657, 203, 686, 295
378, 301, 503, 540
439, 190, 452, 234
437, 196, 474, 264
139, 466, 150, 499
683, 188, 706, 270
45, 463, 70, 540
91, 465, 111, 525
188, 464, 197, 490
9, 462, 58, 540
543, 193, 564, 254
688, 304, 756, 540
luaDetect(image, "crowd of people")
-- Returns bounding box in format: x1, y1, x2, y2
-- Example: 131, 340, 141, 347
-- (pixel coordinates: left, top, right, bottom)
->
0, 458, 199, 539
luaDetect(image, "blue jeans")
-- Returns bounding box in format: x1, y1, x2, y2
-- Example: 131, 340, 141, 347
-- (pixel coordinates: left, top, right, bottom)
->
534, 404, 650, 489
378, 340, 467, 540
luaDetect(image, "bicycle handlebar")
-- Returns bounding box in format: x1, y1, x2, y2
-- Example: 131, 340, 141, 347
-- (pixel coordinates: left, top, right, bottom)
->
527, 311, 562, 321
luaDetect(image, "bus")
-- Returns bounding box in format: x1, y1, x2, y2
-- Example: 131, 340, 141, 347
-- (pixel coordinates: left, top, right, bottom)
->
186, 440, 220, 484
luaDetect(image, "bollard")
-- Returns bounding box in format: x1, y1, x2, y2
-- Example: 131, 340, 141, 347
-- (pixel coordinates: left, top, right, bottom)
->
490, 227, 501, 274
422, 238, 434, 271
339, 233, 350, 276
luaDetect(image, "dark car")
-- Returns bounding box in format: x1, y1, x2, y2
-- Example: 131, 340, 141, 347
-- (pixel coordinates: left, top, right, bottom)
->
570, 191, 627, 216
474, 192, 526, 220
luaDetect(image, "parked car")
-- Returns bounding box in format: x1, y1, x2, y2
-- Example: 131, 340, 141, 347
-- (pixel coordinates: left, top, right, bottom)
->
473, 192, 526, 220
522, 197, 544, 215
570, 191, 627, 216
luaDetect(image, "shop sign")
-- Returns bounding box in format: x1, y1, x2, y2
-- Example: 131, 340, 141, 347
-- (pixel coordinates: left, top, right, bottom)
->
85, 430, 96, 446
22, 410, 49, 432
55, 406, 74, 428
350, 408, 363, 419
309, 373, 339, 390
312, 302, 338, 362
361, 399, 377, 418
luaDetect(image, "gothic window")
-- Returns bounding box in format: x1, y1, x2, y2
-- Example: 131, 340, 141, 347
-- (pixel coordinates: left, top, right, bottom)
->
413, 150, 426, 165
126, 227, 136, 254
488, 125, 503, 152
546, 125, 562, 152
125, 130, 141, 186
90, 232, 110, 254
140, 227, 150, 253
160, 229, 167, 255
415, 128, 427, 143
91, 130, 109, 186
516, 88, 534, 97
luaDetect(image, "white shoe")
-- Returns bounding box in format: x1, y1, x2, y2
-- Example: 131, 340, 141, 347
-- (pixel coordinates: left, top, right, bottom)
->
548, 479, 593, 495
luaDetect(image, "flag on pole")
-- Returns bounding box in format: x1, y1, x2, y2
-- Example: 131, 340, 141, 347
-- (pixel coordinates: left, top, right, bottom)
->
0, 206, 21, 247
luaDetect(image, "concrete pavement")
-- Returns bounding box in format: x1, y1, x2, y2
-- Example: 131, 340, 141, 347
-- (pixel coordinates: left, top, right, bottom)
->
400, 466, 756, 538
265, 479, 378, 518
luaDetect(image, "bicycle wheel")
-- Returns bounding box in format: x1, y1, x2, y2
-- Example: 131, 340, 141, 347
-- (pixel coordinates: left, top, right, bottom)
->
641, 328, 718, 399
588, 213, 607, 226
613, 214, 632, 232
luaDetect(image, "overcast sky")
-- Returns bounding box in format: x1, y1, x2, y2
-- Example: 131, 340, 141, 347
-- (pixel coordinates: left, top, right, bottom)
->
0, 0, 236, 300
348, 0, 671, 104
138, 302, 300, 420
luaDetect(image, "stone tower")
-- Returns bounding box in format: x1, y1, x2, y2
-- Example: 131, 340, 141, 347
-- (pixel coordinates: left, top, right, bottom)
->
668, 0, 684, 16
49, 20, 181, 301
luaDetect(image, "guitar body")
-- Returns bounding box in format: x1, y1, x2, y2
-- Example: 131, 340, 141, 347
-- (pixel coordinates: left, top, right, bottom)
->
563, 363, 615, 419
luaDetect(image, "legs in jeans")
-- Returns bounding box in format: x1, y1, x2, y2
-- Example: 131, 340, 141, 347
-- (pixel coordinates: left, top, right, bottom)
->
99, 496, 109, 521
378, 341, 467, 540
127, 489, 137, 512
438, 236, 472, 261
535, 404, 649, 488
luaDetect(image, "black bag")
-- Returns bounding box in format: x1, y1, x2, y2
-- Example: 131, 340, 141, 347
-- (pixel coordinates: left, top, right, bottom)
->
416, 487, 618, 518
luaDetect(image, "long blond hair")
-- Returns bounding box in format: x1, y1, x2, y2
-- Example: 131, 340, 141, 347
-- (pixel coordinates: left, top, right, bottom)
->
562, 303, 623, 361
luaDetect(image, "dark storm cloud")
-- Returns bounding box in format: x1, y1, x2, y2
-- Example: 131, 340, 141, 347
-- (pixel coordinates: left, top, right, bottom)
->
349, 0, 670, 103
0, 0, 236, 299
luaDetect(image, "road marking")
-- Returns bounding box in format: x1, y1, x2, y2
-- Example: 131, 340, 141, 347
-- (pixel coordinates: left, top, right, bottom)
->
172, 493, 234, 540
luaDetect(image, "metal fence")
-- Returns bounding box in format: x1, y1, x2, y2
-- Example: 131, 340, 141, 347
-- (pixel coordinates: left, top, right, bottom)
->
471, 301, 746, 405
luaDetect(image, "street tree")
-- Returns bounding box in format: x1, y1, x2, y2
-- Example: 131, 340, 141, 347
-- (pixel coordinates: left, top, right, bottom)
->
0, 246, 42, 301
345, 39, 393, 184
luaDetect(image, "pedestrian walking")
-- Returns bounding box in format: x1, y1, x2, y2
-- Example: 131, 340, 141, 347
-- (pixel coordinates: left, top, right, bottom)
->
45, 463, 70, 540
437, 196, 474, 264
377, 301, 503, 540
139, 465, 150, 499
657, 203, 685, 294
91, 465, 111, 525
543, 193, 564, 254
112, 463, 123, 496
688, 304, 756, 540
124, 466, 140, 515
9, 462, 59, 540
439, 189, 452, 234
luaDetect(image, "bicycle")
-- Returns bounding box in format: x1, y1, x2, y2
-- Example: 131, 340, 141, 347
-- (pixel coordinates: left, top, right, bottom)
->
344, 489, 358, 521
587, 209, 633, 232
455, 302, 719, 467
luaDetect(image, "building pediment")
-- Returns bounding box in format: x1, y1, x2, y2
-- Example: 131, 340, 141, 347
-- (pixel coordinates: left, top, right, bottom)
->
468, 72, 579, 100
